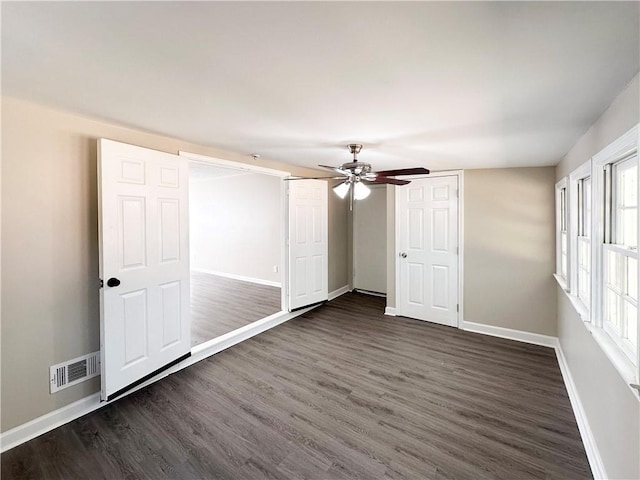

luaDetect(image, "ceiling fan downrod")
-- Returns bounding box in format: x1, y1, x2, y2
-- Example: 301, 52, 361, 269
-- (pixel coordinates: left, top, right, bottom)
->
348, 144, 363, 161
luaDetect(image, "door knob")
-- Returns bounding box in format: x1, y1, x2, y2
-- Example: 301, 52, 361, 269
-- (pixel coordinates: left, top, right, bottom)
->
107, 277, 121, 287
400, 252, 407, 258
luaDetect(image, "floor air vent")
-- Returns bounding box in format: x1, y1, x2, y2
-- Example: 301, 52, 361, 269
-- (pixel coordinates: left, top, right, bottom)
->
50, 351, 100, 393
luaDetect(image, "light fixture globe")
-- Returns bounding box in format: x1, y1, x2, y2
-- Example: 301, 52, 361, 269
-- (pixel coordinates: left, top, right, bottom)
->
353, 181, 370, 200
333, 181, 350, 199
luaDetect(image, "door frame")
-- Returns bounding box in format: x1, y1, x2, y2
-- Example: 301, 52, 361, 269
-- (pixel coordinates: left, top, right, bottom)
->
178, 151, 291, 313
394, 170, 465, 328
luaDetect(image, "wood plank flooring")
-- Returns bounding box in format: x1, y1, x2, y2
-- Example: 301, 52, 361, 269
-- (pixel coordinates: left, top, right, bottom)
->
1, 292, 591, 480
191, 271, 282, 346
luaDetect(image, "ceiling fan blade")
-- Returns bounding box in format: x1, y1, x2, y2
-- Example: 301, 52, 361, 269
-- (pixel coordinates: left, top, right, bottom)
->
364, 177, 411, 186
375, 167, 430, 177
318, 165, 350, 176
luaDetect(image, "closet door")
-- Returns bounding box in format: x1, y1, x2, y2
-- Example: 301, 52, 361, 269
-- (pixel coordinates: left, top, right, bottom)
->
288, 180, 328, 310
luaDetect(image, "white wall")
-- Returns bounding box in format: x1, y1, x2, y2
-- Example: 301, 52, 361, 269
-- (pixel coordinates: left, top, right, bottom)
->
353, 186, 386, 294
190, 171, 281, 285
555, 73, 640, 480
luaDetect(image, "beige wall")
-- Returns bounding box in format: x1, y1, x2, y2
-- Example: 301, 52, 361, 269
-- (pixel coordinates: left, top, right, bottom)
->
555, 73, 640, 480
0, 97, 349, 432
329, 187, 350, 292
464, 167, 557, 335
353, 186, 386, 293
386, 168, 557, 337
190, 172, 282, 284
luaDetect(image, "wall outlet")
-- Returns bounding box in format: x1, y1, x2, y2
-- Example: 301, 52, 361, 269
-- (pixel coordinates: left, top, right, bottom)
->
273, 265, 279, 273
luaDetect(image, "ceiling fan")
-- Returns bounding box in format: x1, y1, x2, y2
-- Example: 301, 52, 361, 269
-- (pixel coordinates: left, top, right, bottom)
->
287, 144, 430, 202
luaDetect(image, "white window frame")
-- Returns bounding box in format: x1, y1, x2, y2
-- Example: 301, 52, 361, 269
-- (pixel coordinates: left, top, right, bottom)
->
601, 156, 638, 362
591, 125, 639, 385
569, 161, 592, 316
555, 177, 569, 289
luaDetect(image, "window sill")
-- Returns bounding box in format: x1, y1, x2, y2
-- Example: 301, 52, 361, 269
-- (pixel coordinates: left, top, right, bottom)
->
555, 275, 639, 400
553, 273, 568, 292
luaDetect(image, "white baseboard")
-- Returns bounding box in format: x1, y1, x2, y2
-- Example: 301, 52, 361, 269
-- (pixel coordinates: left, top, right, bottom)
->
384, 307, 397, 316
328, 285, 351, 301
0, 393, 102, 453
461, 321, 558, 348
554, 344, 607, 480
0, 307, 315, 453
191, 268, 281, 288
353, 289, 386, 298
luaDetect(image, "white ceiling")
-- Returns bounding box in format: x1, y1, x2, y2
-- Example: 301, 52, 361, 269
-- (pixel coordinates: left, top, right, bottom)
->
2, 2, 638, 171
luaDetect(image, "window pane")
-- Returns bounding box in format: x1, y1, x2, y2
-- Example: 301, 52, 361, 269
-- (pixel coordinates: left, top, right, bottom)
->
606, 288, 621, 330
607, 250, 621, 288
561, 232, 567, 277
620, 163, 638, 207
560, 188, 567, 231
622, 209, 637, 248
584, 177, 591, 236
579, 269, 590, 304
615, 157, 638, 247
628, 257, 638, 301
623, 300, 637, 348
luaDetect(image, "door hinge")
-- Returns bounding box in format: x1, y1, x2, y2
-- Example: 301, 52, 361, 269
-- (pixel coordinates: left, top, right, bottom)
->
99, 278, 104, 289
456, 304, 459, 312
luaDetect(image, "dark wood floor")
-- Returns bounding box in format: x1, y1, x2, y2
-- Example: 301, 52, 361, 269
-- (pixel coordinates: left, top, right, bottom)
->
191, 271, 282, 346
2, 293, 591, 480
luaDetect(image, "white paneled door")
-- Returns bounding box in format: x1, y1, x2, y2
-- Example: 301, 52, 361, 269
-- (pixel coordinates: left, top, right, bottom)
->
98, 139, 191, 401
288, 180, 328, 310
397, 176, 459, 327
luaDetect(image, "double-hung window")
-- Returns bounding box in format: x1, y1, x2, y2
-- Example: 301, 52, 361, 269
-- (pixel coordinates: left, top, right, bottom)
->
569, 163, 592, 313
556, 178, 569, 284
602, 154, 638, 362
577, 177, 592, 307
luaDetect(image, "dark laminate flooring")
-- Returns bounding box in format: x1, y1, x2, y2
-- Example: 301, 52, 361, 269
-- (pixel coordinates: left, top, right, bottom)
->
1, 293, 591, 480
191, 271, 282, 346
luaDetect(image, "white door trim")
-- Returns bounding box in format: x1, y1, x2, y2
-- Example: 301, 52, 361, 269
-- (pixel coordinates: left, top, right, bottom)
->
394, 170, 464, 328
178, 151, 291, 178
178, 151, 290, 312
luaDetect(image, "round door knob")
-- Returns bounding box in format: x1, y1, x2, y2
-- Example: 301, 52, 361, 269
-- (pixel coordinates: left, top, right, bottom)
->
400, 252, 407, 258
107, 277, 121, 287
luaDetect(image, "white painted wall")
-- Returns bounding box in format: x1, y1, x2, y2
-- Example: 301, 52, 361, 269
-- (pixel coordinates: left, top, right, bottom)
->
353, 186, 386, 294
190, 170, 281, 285
555, 73, 640, 480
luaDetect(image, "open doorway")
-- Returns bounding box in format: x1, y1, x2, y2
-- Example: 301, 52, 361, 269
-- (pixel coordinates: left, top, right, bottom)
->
188, 161, 284, 346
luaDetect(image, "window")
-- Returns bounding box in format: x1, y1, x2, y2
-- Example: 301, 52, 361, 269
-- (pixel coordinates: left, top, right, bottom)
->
556, 178, 569, 284
602, 154, 638, 362
576, 176, 592, 308
558, 125, 639, 384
